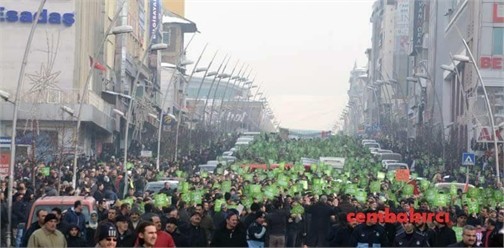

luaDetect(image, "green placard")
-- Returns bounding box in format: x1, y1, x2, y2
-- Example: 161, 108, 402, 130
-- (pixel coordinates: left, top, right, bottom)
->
41, 167, 50, 176
370, 181, 381, 193
214, 199, 225, 212
453, 227, 463, 242
221, 180, 232, 193
377, 172, 385, 180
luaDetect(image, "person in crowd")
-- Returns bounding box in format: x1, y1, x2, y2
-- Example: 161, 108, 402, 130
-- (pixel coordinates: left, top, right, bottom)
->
165, 217, 189, 247
246, 211, 267, 248
349, 209, 389, 247
286, 199, 303, 248
21, 209, 47, 247
119, 203, 131, 218
51, 207, 70, 234
101, 207, 118, 225
129, 208, 142, 231
449, 225, 478, 247
136, 221, 158, 248
393, 221, 430, 247
305, 195, 336, 247
187, 211, 208, 247
96, 199, 109, 221
0, 189, 8, 247
414, 210, 436, 247
211, 210, 247, 247
116, 215, 136, 247
65, 224, 87, 247
195, 203, 214, 244
95, 222, 118, 248
243, 202, 261, 228
86, 211, 100, 246
63, 200, 87, 237
140, 215, 175, 248
433, 217, 457, 247
265, 198, 288, 247
327, 212, 355, 247
27, 213, 67, 248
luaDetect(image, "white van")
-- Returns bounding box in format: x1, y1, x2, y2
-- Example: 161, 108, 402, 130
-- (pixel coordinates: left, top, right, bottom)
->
319, 157, 345, 170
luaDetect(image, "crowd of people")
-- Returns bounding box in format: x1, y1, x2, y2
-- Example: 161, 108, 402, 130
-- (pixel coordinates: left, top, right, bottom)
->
0, 133, 503, 248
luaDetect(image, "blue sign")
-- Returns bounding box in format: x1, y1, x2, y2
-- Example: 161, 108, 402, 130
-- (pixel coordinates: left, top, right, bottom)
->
0, 7, 75, 27
149, 0, 161, 41
462, 152, 475, 166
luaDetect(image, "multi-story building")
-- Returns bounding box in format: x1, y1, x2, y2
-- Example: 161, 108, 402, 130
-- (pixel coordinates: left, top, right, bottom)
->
427, 0, 504, 160
0, 0, 168, 166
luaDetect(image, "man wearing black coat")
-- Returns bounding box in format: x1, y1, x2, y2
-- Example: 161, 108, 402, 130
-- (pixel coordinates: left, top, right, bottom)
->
187, 212, 208, 247
305, 195, 336, 247
433, 221, 457, 247
166, 217, 190, 247
448, 225, 477, 247
211, 211, 247, 247
21, 209, 47, 247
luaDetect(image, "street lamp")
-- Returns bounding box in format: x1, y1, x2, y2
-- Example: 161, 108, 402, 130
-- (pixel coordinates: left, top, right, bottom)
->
71, 10, 133, 190
218, 65, 249, 132
122, 40, 169, 197
61, 106, 75, 117
208, 71, 234, 127
0, 90, 11, 102
201, 56, 230, 126
452, 44, 500, 184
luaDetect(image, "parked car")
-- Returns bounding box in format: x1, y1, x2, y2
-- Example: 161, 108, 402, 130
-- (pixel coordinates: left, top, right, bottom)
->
363, 142, 381, 149
361, 139, 377, 145
434, 182, 475, 192
385, 162, 409, 171
319, 157, 346, 171
144, 179, 180, 194
27, 196, 96, 229
377, 153, 403, 162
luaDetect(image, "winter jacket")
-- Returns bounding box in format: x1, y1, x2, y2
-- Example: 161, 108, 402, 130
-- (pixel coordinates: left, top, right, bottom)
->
393, 231, 430, 247
187, 224, 208, 247
349, 223, 389, 248
168, 228, 190, 247
211, 223, 247, 247
21, 221, 41, 247
434, 225, 457, 247
117, 229, 136, 248
62, 208, 87, 237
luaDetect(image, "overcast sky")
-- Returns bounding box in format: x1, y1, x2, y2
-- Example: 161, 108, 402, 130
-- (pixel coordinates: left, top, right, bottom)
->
184, 0, 373, 130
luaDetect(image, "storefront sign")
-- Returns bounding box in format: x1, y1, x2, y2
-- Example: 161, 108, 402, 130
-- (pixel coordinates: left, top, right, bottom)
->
477, 126, 504, 143
480, 56, 503, 69
0, 7, 75, 26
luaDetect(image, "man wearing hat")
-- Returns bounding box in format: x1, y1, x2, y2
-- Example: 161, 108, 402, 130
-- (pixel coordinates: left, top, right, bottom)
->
27, 213, 67, 247
115, 215, 135, 247
165, 217, 189, 247
187, 211, 208, 247
246, 211, 267, 248
95, 223, 118, 248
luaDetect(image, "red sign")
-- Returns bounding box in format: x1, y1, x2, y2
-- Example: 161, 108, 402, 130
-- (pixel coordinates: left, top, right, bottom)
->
480, 56, 503, 69
477, 126, 504, 143
0, 152, 10, 179
395, 169, 410, 182
493, 3, 504, 23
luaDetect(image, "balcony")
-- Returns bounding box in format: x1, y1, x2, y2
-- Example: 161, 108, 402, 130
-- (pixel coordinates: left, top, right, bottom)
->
0, 88, 115, 133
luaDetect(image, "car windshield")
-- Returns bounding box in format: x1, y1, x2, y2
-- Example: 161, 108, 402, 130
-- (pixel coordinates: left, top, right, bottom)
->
31, 205, 90, 225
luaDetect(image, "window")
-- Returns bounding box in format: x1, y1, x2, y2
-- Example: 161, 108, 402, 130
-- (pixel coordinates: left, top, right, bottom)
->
492, 27, 504, 55
162, 29, 171, 46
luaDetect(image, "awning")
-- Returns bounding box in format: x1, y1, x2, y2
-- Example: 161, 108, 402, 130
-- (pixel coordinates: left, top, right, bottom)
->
162, 13, 198, 33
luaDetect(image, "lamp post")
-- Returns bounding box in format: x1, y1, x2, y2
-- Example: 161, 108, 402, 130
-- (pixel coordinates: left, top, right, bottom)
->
122, 30, 169, 197
154, 40, 203, 170
207, 72, 232, 127
452, 43, 500, 185
71, 1, 132, 190
189, 52, 219, 129
219, 66, 250, 132
201, 56, 230, 127
214, 63, 244, 127
6, 1, 46, 246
